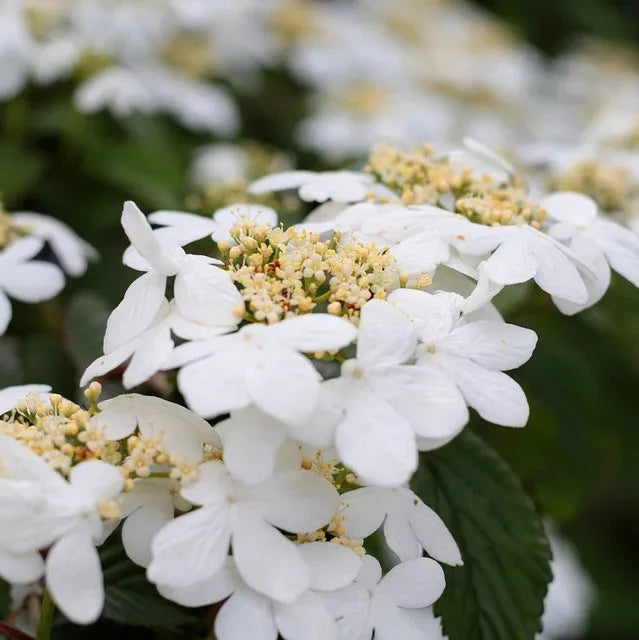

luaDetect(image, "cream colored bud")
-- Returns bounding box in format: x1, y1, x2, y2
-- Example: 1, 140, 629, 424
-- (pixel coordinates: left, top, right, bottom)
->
327, 301, 342, 315
229, 246, 242, 260
399, 272, 409, 287
217, 241, 230, 253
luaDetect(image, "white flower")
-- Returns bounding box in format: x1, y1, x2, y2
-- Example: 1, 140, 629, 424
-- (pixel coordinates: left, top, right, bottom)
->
538, 525, 594, 640
172, 314, 357, 425
147, 203, 278, 247
92, 393, 219, 460
542, 191, 639, 313
249, 170, 374, 203
11, 211, 98, 276
324, 555, 446, 640
0, 435, 123, 624
389, 288, 537, 429
325, 299, 468, 487
0, 237, 65, 335
120, 478, 188, 568
159, 544, 361, 640
147, 459, 339, 603
216, 405, 334, 485
459, 222, 592, 307
0, 384, 51, 414
341, 485, 462, 566
82, 201, 243, 386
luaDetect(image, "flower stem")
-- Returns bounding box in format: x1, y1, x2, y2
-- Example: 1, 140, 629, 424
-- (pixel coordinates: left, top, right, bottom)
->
35, 589, 55, 640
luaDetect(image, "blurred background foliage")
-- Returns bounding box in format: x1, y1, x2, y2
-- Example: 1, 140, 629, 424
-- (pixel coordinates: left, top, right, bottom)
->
1, 0, 639, 638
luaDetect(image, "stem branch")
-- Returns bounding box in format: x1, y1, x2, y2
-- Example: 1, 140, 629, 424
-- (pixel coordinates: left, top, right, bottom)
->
35, 589, 54, 640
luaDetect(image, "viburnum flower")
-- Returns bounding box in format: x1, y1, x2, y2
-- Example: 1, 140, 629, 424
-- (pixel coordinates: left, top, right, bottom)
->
456, 221, 593, 305
324, 299, 467, 486
389, 288, 537, 429
158, 545, 362, 640
216, 405, 334, 485
249, 170, 374, 203
0, 237, 65, 335
323, 555, 446, 640
341, 485, 462, 566
147, 204, 278, 246
171, 314, 357, 425
11, 211, 98, 277
82, 202, 243, 386
147, 456, 339, 603
0, 434, 123, 624
541, 191, 639, 313
91, 393, 218, 460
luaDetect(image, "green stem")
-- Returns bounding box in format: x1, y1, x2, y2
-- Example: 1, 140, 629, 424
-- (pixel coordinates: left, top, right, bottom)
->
36, 589, 55, 640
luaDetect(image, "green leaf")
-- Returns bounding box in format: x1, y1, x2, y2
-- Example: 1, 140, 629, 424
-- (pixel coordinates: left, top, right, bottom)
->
66, 292, 110, 370
0, 577, 10, 619
99, 532, 204, 630
412, 430, 551, 640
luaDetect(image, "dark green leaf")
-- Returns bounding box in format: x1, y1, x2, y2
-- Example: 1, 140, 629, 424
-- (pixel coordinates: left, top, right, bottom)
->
412, 430, 551, 640
99, 532, 204, 630
0, 577, 10, 619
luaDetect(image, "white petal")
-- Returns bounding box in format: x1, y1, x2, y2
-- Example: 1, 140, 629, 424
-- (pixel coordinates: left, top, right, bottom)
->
0, 384, 51, 415
440, 321, 537, 370
97, 394, 219, 460
393, 231, 451, 275
355, 555, 382, 589
0, 261, 65, 302
79, 341, 136, 387
0, 236, 45, 264
594, 219, 639, 286
323, 584, 372, 640
372, 601, 437, 640
387, 289, 455, 345
552, 235, 610, 315
121, 201, 181, 275
249, 170, 316, 195
341, 487, 390, 538
266, 314, 357, 352
356, 299, 417, 368
370, 366, 468, 439
70, 460, 123, 502
275, 591, 338, 640
0, 548, 44, 584
0, 289, 11, 335
174, 258, 243, 328
443, 355, 529, 427
179, 461, 233, 507
232, 508, 309, 604
407, 493, 462, 566
47, 528, 104, 624
148, 210, 216, 245
297, 542, 362, 591
541, 192, 598, 226
12, 212, 97, 276
178, 348, 251, 419
245, 344, 321, 426
485, 231, 537, 285
376, 557, 445, 608
531, 235, 588, 303
122, 489, 174, 567
215, 588, 278, 640
103, 273, 166, 353
158, 560, 237, 607
336, 394, 417, 487
147, 504, 231, 586
217, 408, 287, 485
252, 470, 339, 533
384, 497, 421, 561
123, 321, 174, 388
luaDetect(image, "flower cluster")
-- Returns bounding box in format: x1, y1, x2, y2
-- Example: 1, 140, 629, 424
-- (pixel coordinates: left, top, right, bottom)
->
1, 139, 614, 637
0, 203, 95, 336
